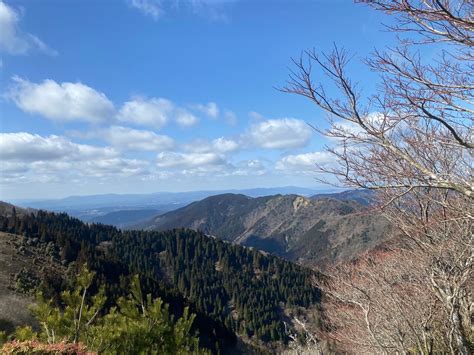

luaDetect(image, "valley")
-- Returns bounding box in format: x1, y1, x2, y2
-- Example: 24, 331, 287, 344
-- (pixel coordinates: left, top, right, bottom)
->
0, 190, 391, 353
0, 201, 326, 353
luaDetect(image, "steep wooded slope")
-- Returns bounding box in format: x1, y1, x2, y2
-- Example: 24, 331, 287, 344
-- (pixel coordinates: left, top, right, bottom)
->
140, 194, 391, 266
0, 204, 321, 353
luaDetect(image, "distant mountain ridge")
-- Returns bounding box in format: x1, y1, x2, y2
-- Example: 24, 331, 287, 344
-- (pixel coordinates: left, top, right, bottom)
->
139, 191, 390, 267
9, 186, 332, 225
11, 186, 327, 210
311, 189, 375, 206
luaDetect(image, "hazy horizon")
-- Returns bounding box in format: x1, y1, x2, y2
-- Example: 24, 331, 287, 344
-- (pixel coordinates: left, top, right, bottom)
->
6, 185, 342, 204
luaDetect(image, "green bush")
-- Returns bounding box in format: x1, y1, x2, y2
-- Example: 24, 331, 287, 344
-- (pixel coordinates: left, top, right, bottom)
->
4, 266, 209, 354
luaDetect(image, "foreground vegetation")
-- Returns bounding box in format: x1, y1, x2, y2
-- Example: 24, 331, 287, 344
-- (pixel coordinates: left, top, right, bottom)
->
1, 267, 205, 354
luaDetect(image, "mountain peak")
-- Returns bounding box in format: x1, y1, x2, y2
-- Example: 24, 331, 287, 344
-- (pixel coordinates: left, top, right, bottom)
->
138, 192, 390, 266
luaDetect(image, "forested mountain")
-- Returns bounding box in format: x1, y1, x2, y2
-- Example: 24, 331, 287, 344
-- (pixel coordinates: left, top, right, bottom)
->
0, 204, 321, 353
311, 189, 375, 206
10, 187, 327, 227
139, 193, 390, 267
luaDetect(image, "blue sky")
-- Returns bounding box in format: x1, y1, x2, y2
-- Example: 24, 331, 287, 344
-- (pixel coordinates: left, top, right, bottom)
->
0, 0, 395, 199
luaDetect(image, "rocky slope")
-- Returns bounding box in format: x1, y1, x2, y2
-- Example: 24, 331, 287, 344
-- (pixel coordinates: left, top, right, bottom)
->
140, 193, 391, 267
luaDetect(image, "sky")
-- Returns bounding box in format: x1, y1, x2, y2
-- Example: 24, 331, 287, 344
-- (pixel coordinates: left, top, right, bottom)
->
0, 0, 396, 199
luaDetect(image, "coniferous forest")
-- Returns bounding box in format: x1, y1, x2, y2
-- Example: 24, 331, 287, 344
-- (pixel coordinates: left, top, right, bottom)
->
0, 209, 321, 353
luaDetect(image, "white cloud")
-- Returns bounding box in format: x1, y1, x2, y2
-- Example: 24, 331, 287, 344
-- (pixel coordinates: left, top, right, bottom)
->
0, 1, 57, 55
8, 77, 115, 123
0, 132, 151, 183
328, 113, 386, 140
8, 76, 209, 129
232, 159, 267, 176
156, 151, 225, 168
184, 137, 239, 154
118, 97, 198, 128
153, 152, 268, 179
195, 102, 219, 119
193, 103, 237, 125
118, 97, 172, 129
101, 126, 175, 151
128, 0, 163, 21
246, 118, 313, 149
275, 151, 334, 172
173, 158, 268, 178
212, 137, 239, 153
0, 132, 117, 162
79, 158, 148, 178
175, 109, 199, 127
129, 0, 229, 22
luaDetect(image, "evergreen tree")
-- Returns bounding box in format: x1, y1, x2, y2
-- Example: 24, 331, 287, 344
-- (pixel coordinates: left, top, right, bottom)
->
8, 267, 207, 354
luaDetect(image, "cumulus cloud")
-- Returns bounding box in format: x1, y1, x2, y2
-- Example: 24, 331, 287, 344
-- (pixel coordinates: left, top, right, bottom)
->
173, 158, 268, 178
275, 151, 334, 172
194, 102, 219, 119
100, 126, 174, 151
232, 159, 267, 176
245, 118, 313, 149
0, 1, 57, 55
156, 151, 225, 168
163, 137, 240, 177
0, 132, 149, 183
212, 137, 239, 153
184, 137, 239, 154
118, 97, 198, 128
326, 113, 389, 144
175, 109, 199, 127
8, 77, 115, 123
118, 97, 172, 129
7, 77, 211, 128
79, 158, 148, 178
0, 132, 117, 162
193, 103, 237, 125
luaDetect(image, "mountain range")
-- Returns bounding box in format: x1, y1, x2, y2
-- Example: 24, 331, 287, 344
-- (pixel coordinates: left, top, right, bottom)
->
0, 188, 391, 352
10, 186, 333, 225
4, 188, 387, 267
139, 192, 389, 267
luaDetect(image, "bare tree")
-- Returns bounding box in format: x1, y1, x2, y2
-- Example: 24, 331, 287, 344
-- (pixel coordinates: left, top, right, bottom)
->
283, 1, 473, 353
318, 247, 445, 354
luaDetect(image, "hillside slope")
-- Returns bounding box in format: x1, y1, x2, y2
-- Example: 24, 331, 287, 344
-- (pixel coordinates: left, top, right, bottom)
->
140, 193, 391, 266
0, 231, 65, 333
0, 203, 321, 353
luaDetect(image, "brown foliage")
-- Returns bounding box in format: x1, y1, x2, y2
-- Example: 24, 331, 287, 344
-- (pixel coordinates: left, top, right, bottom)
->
1, 340, 93, 354
284, 1, 473, 354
